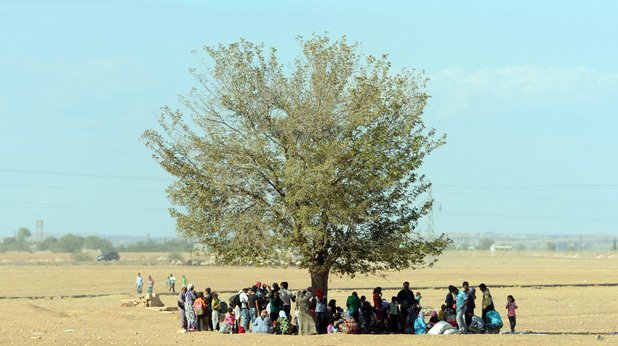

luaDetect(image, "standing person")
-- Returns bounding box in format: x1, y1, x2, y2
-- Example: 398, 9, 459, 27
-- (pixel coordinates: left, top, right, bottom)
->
445, 285, 457, 317
279, 282, 294, 318
136, 273, 144, 294
166, 275, 171, 292
465, 287, 476, 326
181, 275, 187, 288
388, 296, 399, 333
185, 284, 197, 331
169, 274, 177, 293
346, 292, 361, 322
479, 283, 494, 323
314, 290, 327, 334
178, 286, 187, 332
203, 288, 213, 331
373, 287, 384, 326
239, 288, 250, 332
269, 290, 284, 324
248, 287, 259, 327
211, 292, 221, 331
297, 290, 317, 335
147, 275, 155, 294
194, 292, 206, 331
455, 283, 468, 333
396, 281, 416, 332
506, 295, 518, 333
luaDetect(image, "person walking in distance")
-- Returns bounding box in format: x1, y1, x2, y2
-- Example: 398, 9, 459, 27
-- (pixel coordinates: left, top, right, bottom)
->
169, 274, 177, 293
147, 275, 155, 294
136, 273, 144, 294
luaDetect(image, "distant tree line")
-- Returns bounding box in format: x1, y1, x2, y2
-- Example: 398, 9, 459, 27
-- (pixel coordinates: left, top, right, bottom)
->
115, 239, 192, 252
0, 228, 191, 253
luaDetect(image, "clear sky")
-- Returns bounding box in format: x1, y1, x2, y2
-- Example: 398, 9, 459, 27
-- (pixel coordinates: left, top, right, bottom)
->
1, 0, 617, 238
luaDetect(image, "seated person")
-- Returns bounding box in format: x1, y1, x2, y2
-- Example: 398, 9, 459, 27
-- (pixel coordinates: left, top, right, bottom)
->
252, 310, 274, 334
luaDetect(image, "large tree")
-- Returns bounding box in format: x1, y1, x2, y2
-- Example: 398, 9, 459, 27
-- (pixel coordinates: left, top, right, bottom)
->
143, 35, 449, 293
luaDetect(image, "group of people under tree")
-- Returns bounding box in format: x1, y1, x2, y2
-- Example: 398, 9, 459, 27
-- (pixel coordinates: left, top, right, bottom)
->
169, 278, 517, 335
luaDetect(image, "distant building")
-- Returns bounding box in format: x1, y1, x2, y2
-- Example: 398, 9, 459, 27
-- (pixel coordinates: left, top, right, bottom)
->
490, 244, 512, 252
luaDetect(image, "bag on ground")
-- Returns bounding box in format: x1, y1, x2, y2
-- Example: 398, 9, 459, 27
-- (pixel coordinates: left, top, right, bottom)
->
485, 310, 503, 332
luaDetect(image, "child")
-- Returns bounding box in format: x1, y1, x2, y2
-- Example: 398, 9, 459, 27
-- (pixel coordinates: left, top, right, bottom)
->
415, 292, 422, 304
219, 308, 235, 334
388, 296, 399, 333
193, 292, 206, 331
326, 319, 336, 334
438, 304, 447, 321
505, 295, 517, 333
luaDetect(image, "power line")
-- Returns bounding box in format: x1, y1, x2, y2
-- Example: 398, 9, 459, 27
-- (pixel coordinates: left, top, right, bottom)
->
442, 210, 618, 223
437, 191, 618, 204
0, 168, 172, 182
0, 200, 169, 213
0, 183, 163, 193
433, 184, 618, 190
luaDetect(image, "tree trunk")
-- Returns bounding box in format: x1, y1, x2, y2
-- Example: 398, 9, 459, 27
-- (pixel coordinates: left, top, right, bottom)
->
310, 270, 330, 296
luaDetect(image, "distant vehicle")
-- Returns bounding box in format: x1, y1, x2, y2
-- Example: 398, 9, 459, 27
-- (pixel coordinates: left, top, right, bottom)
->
96, 251, 120, 261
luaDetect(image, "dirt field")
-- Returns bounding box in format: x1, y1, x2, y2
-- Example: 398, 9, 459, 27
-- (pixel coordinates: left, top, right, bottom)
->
0, 251, 616, 344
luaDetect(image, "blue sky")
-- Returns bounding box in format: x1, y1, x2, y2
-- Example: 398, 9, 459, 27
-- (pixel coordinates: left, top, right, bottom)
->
1, 0, 617, 238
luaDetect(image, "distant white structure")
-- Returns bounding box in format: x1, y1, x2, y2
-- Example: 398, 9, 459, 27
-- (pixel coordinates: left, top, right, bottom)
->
490, 244, 512, 252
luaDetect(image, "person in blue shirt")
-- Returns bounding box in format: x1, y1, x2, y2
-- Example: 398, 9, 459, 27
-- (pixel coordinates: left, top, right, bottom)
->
455, 281, 469, 333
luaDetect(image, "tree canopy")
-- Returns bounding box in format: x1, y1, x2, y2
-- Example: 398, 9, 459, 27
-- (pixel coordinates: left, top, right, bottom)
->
143, 35, 449, 293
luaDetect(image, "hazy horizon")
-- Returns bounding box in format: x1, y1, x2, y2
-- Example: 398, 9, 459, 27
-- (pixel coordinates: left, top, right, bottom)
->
1, 1, 617, 237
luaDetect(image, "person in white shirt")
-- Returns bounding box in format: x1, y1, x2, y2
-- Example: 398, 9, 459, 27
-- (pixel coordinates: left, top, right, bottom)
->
135, 273, 144, 294
279, 281, 295, 318
169, 274, 176, 293
239, 288, 250, 332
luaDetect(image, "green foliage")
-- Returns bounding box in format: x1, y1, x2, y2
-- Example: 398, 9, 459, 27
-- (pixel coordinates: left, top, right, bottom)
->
168, 251, 185, 262
16, 227, 32, 242
83, 235, 114, 251
547, 242, 556, 252
0, 237, 30, 251
53, 234, 85, 253
478, 238, 495, 251
116, 239, 192, 252
36, 236, 58, 251
70, 251, 93, 262
143, 35, 449, 290
3, 237, 16, 245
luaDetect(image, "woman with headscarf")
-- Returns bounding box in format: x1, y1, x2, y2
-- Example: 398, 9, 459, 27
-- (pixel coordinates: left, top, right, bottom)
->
184, 284, 197, 331
275, 310, 290, 334
296, 290, 317, 335
252, 310, 274, 334
178, 286, 187, 332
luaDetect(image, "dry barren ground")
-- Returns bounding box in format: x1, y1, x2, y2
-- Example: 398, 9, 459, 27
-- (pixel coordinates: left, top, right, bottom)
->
0, 251, 616, 345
